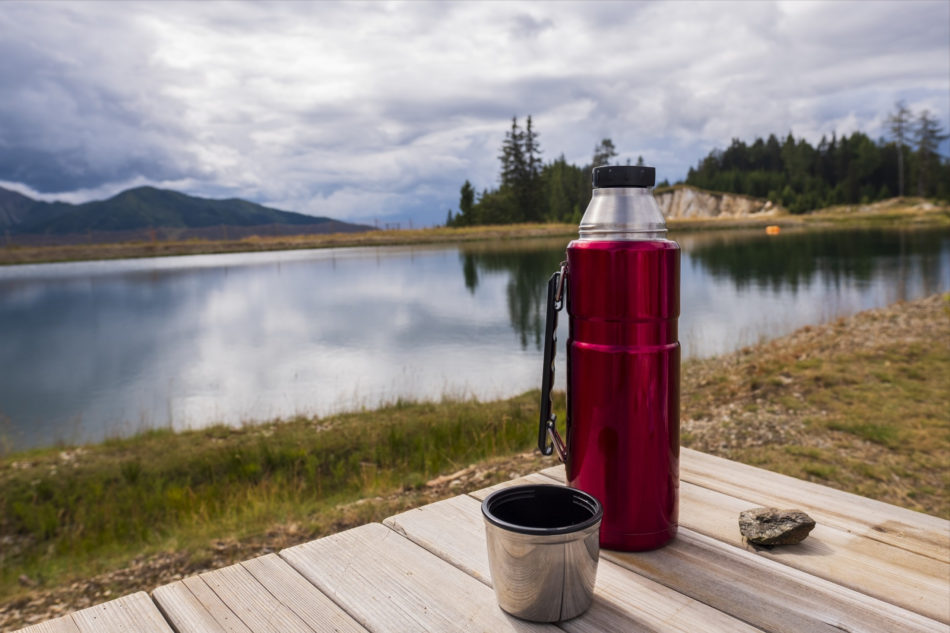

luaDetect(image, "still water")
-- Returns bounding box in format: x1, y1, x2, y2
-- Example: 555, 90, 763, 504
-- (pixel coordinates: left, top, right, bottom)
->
1, 226, 947, 450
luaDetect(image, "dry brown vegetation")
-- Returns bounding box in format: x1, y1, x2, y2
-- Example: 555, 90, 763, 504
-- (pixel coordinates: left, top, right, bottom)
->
2, 197, 947, 267
0, 223, 577, 266
682, 292, 949, 517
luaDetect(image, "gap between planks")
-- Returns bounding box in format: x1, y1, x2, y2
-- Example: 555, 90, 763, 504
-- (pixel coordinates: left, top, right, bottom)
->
500, 463, 949, 624
15, 592, 174, 633
384, 493, 762, 633
151, 553, 368, 633
280, 522, 559, 633
456, 473, 947, 632
677, 447, 950, 563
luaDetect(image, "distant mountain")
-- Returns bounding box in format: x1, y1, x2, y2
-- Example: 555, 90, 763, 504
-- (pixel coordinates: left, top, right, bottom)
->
0, 185, 374, 245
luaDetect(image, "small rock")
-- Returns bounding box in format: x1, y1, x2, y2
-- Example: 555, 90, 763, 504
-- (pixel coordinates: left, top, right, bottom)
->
18, 575, 36, 587
739, 507, 816, 545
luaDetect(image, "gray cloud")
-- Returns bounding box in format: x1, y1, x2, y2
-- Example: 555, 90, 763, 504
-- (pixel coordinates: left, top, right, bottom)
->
0, 3, 203, 192
0, 0, 947, 226
509, 13, 554, 39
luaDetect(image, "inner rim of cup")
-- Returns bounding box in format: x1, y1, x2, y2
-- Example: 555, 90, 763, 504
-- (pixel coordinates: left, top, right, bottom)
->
481, 484, 603, 535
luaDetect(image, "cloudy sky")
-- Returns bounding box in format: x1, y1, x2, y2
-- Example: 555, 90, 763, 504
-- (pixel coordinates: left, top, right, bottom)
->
1, 1, 947, 227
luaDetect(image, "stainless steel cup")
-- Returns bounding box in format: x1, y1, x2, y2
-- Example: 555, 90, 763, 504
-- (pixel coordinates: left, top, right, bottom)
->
481, 484, 602, 622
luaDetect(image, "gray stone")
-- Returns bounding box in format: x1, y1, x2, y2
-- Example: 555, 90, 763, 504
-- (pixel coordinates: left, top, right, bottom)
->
738, 507, 816, 545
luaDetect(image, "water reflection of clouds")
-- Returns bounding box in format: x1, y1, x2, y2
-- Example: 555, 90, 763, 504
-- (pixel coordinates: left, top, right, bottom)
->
0, 246, 540, 447
2, 230, 948, 449
171, 262, 535, 431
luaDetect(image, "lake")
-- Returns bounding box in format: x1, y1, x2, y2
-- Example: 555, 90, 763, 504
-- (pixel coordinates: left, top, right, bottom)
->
1, 226, 947, 450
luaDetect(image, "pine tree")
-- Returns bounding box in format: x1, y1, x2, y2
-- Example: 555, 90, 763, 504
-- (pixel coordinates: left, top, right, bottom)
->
523, 116, 544, 221
914, 110, 948, 197
888, 101, 912, 197
524, 116, 542, 179
544, 156, 571, 222
499, 117, 527, 191
592, 139, 617, 167
457, 180, 475, 226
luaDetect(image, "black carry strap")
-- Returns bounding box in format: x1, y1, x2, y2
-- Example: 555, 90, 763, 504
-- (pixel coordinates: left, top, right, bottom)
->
538, 263, 567, 460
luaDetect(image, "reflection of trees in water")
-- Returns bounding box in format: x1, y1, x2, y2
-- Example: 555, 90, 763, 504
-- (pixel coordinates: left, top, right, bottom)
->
461, 228, 949, 351
460, 242, 567, 350
683, 227, 949, 297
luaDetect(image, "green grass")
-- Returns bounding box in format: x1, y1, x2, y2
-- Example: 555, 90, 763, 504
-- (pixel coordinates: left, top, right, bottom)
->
0, 391, 560, 602
826, 421, 902, 448
802, 463, 838, 480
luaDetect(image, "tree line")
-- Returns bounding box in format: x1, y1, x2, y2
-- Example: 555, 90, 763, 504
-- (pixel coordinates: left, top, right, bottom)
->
448, 104, 948, 225
447, 117, 663, 227
686, 103, 949, 213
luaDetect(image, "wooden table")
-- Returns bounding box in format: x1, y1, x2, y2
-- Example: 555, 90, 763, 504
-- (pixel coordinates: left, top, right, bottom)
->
17, 448, 950, 633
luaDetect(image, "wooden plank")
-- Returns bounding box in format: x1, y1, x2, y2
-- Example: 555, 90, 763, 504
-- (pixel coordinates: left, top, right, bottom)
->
537, 463, 950, 622
153, 577, 253, 633
13, 614, 81, 633
604, 528, 947, 633
384, 495, 492, 583
240, 554, 368, 633
69, 592, 174, 633
679, 447, 950, 563
537, 465, 564, 480
386, 494, 762, 632
472, 474, 947, 632
196, 562, 316, 633
681, 480, 949, 622
468, 472, 555, 499
280, 522, 557, 633
536, 465, 564, 480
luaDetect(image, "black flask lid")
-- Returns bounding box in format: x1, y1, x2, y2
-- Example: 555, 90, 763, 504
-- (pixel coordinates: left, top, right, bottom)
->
592, 165, 655, 188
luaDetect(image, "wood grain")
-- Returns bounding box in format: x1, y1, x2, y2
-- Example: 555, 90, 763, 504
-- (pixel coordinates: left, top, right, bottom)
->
681, 480, 949, 622
153, 576, 253, 633
195, 562, 316, 633
69, 592, 174, 633
384, 495, 492, 583
240, 554, 367, 633
13, 615, 81, 633
477, 473, 947, 632
679, 447, 950, 563
281, 522, 557, 633
604, 528, 948, 633
537, 458, 950, 622
386, 493, 762, 632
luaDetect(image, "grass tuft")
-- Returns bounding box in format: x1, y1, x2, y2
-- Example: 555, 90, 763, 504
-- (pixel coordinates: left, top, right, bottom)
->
826, 421, 902, 448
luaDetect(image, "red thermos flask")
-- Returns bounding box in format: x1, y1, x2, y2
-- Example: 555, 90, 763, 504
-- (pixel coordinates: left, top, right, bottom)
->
539, 164, 679, 551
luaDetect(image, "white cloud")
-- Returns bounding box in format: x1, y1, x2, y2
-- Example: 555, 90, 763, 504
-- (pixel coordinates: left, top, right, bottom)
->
0, 0, 946, 226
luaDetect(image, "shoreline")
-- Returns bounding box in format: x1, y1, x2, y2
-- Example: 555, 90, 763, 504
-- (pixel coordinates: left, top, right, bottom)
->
1, 197, 947, 266
1, 292, 947, 628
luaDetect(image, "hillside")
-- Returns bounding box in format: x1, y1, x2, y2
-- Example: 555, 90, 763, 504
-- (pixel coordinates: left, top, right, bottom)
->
0, 186, 373, 244
655, 185, 780, 219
